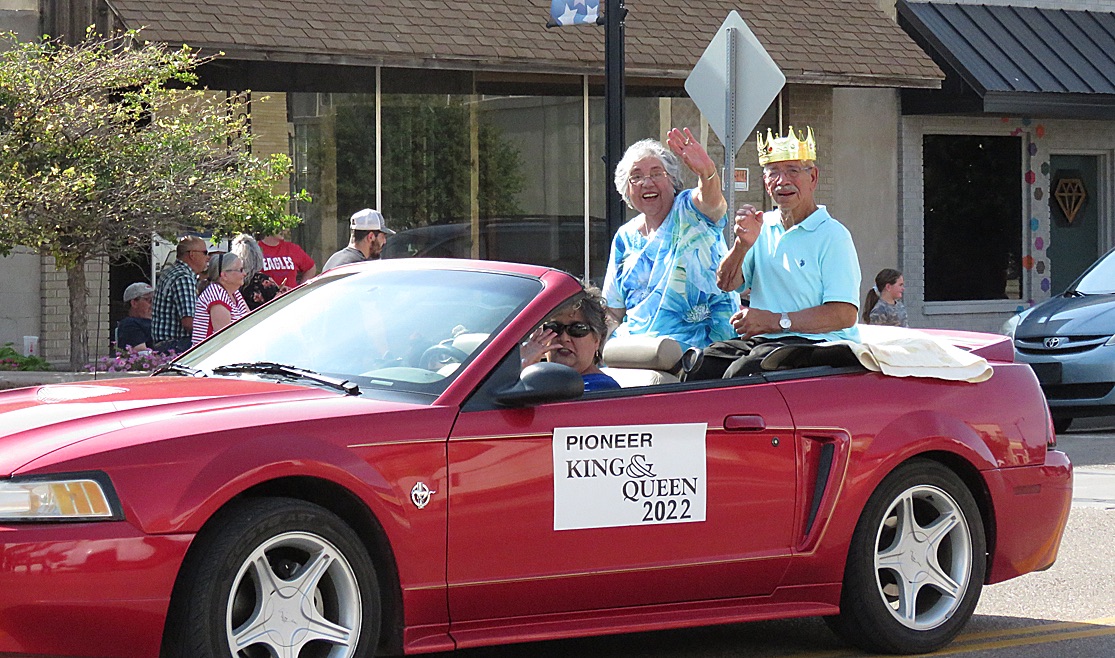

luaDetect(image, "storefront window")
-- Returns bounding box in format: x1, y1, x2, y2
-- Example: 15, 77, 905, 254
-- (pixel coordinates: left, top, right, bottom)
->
923, 134, 1022, 301
288, 80, 738, 285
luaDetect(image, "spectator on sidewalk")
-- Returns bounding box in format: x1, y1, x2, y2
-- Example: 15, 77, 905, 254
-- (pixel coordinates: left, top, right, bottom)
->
192, 252, 250, 345
152, 236, 209, 354
117, 282, 154, 351
863, 268, 908, 327
232, 234, 281, 310
259, 231, 316, 292
322, 209, 395, 272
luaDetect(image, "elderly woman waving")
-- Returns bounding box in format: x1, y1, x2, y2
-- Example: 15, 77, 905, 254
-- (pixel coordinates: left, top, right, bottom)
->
601, 128, 740, 350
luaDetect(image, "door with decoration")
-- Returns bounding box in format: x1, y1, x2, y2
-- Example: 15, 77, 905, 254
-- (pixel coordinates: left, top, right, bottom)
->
1048, 155, 1101, 293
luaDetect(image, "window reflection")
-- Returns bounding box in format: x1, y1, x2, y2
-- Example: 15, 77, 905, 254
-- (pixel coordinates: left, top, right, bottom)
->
287, 85, 778, 286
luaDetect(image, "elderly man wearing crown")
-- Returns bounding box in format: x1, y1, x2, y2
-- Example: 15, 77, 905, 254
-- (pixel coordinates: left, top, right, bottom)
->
697, 126, 861, 378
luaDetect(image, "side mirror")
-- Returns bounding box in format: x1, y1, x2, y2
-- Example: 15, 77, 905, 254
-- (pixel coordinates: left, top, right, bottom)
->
493, 362, 584, 407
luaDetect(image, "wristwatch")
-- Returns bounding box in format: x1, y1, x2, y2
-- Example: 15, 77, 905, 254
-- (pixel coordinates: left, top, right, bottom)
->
779, 312, 792, 330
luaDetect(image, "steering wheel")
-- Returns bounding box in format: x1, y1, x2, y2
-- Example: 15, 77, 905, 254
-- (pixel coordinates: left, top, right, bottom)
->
418, 343, 470, 371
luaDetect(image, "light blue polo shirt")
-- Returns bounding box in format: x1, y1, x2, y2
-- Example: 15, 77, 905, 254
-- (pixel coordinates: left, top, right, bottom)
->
741, 205, 861, 342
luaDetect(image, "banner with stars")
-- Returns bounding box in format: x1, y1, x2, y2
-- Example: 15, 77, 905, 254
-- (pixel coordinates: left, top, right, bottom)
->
548, 0, 600, 27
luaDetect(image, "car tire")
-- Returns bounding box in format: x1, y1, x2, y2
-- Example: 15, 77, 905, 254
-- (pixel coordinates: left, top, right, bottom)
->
1053, 417, 1072, 434
825, 459, 985, 654
162, 497, 381, 658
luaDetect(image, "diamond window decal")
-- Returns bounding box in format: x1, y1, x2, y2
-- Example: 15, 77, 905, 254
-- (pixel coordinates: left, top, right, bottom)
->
1054, 178, 1086, 224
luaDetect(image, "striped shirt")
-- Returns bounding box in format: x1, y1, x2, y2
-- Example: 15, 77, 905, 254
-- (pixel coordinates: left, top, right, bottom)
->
192, 283, 249, 345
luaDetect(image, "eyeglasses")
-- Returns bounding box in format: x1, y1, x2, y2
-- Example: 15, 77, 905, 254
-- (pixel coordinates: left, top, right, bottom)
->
542, 321, 593, 338
185, 249, 208, 255
217, 253, 244, 275
628, 170, 671, 186
762, 166, 813, 181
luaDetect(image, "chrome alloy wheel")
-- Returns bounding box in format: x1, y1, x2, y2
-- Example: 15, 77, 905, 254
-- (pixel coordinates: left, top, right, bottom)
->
226, 531, 362, 658
873, 484, 973, 631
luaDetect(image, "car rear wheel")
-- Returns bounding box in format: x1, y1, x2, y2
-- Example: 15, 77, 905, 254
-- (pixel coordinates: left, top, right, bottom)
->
826, 460, 985, 654
163, 498, 380, 658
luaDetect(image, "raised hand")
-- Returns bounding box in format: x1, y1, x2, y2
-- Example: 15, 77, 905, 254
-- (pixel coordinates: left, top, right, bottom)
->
665, 127, 716, 179
733, 205, 763, 248
521, 326, 560, 367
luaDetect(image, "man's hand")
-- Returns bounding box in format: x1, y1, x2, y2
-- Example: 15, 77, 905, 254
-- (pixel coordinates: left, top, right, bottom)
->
717, 204, 763, 292
731, 307, 780, 339
732, 302, 858, 339
732, 205, 763, 249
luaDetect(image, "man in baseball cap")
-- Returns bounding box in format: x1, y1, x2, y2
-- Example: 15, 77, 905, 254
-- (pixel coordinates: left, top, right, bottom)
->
118, 282, 155, 350
322, 208, 396, 272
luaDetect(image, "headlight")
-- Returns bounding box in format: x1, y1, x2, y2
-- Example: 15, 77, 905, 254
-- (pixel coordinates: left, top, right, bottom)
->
0, 473, 122, 522
1000, 314, 1020, 338
1001, 307, 1034, 339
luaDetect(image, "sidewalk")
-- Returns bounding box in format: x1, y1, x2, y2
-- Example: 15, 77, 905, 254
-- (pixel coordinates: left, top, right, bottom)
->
0, 370, 147, 390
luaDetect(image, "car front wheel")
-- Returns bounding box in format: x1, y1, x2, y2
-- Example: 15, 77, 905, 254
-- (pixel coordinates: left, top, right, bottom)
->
163, 498, 381, 658
826, 459, 986, 654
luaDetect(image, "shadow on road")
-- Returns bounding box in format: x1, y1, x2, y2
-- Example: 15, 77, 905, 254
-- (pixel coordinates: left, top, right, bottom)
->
433, 612, 1115, 657
437, 616, 847, 657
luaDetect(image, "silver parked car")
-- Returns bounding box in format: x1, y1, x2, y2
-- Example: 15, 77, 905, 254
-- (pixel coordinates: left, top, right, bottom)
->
1007, 247, 1115, 433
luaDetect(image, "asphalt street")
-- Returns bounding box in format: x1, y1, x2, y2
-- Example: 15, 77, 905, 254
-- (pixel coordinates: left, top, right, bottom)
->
440, 418, 1115, 658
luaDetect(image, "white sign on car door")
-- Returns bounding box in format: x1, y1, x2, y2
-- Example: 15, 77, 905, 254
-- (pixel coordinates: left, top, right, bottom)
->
552, 423, 707, 530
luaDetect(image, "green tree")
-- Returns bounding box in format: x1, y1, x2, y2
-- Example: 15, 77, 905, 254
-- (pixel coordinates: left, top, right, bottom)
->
329, 95, 524, 230
0, 30, 307, 369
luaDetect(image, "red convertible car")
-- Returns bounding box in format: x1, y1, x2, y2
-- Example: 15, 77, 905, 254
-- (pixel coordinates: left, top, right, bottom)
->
0, 259, 1071, 658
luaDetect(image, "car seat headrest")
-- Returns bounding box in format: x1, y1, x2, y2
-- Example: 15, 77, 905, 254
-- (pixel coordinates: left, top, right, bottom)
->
601, 335, 684, 372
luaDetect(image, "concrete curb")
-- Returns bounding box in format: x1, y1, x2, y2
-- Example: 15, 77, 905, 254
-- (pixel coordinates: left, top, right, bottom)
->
0, 371, 149, 390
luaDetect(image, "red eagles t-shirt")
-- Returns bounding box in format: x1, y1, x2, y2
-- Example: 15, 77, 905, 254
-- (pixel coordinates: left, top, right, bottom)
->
259, 238, 315, 290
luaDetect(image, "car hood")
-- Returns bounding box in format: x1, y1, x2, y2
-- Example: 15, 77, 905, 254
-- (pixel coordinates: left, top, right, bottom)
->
0, 376, 391, 476
1015, 294, 1115, 338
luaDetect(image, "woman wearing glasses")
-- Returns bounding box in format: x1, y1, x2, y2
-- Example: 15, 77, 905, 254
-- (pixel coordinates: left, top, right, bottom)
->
602, 128, 739, 350
521, 288, 620, 392
191, 252, 250, 345
231, 233, 281, 311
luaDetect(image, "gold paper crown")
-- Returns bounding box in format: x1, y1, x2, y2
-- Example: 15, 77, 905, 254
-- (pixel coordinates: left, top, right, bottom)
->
756, 126, 817, 166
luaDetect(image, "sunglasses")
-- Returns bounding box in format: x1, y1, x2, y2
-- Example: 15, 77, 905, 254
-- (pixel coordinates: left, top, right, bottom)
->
542, 321, 593, 338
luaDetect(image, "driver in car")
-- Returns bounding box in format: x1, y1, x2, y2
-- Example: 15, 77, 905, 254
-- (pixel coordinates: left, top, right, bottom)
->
521, 286, 621, 392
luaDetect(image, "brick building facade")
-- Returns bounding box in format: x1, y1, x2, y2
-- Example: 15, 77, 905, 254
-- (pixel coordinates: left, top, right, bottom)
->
19, 1, 1115, 363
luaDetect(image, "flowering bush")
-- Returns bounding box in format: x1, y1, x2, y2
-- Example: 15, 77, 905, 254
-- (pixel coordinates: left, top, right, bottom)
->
0, 343, 52, 371
85, 346, 177, 373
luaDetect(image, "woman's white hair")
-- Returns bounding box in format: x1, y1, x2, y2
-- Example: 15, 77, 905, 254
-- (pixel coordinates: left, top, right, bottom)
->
613, 139, 684, 208
231, 233, 264, 279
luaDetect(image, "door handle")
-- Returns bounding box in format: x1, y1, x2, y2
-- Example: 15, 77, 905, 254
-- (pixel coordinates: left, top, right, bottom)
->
724, 414, 766, 431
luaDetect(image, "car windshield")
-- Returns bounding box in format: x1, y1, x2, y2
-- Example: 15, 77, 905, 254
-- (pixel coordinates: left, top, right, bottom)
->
1072, 249, 1115, 294
178, 266, 541, 398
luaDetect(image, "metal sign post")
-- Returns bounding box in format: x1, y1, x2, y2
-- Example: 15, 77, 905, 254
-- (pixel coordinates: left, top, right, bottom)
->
604, 0, 627, 239
724, 27, 738, 217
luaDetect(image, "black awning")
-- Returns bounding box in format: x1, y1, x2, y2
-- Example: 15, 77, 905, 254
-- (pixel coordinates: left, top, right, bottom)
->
898, 1, 1115, 119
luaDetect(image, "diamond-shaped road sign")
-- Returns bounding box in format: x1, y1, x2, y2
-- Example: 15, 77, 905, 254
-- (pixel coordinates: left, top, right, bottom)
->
685, 11, 785, 157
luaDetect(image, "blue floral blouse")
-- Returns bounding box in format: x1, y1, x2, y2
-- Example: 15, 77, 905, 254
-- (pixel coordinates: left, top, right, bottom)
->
602, 190, 740, 350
